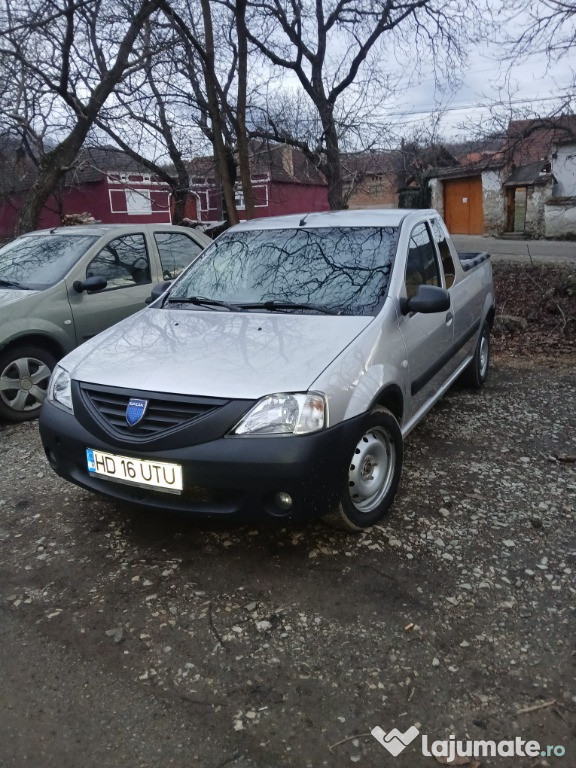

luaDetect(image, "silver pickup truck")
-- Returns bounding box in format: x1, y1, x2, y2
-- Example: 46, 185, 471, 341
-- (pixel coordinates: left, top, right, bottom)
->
40, 209, 494, 530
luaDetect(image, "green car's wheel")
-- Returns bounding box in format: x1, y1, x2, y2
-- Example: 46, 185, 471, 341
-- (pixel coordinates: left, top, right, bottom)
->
0, 345, 56, 422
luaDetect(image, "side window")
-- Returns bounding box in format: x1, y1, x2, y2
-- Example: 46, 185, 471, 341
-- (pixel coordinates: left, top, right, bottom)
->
154, 232, 203, 280
86, 234, 150, 290
430, 218, 456, 288
405, 223, 441, 300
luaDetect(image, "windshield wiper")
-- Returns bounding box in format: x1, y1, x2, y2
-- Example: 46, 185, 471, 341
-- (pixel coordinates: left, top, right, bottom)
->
239, 300, 340, 315
0, 277, 30, 290
165, 295, 243, 312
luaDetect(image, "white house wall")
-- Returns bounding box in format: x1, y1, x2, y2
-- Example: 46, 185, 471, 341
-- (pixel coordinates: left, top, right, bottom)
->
552, 144, 576, 196
545, 202, 576, 237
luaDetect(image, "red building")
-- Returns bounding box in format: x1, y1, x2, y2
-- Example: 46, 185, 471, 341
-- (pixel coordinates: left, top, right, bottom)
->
187, 142, 329, 222
0, 143, 172, 239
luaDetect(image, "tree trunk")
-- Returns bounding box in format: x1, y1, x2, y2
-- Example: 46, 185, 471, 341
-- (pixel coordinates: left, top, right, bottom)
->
14, 0, 161, 234
171, 186, 189, 224
200, 0, 238, 226
319, 105, 346, 210
171, 163, 195, 223
16, 131, 87, 234
235, 0, 255, 218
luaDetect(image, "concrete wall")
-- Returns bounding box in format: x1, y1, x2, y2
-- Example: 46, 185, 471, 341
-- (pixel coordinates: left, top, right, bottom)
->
429, 178, 443, 217
552, 143, 576, 196
545, 199, 576, 237
523, 182, 553, 238
481, 170, 504, 235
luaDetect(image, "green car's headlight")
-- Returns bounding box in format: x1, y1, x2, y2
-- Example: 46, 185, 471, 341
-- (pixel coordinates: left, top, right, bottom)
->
233, 392, 326, 436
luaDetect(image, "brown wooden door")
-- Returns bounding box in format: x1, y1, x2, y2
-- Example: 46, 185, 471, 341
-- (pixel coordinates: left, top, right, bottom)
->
443, 176, 484, 234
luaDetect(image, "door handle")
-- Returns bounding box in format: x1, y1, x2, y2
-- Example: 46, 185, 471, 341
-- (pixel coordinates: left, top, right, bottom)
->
445, 311, 454, 325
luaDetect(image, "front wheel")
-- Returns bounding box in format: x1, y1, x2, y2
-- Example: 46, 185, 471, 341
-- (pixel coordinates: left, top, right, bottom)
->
323, 407, 404, 531
461, 321, 490, 389
0, 345, 56, 422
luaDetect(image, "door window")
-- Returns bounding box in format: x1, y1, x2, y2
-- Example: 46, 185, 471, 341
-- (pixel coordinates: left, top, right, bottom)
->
86, 234, 151, 289
430, 217, 457, 288
405, 223, 441, 299
154, 232, 203, 280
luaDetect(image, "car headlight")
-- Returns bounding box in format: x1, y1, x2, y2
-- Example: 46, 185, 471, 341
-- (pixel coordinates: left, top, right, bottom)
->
233, 392, 326, 435
48, 365, 73, 412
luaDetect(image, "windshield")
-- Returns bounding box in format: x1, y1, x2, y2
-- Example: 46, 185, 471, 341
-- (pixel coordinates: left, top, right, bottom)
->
168, 226, 398, 316
0, 234, 98, 290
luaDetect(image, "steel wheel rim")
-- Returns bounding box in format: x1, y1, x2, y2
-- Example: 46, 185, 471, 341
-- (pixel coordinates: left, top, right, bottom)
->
0, 356, 51, 412
479, 333, 489, 378
348, 426, 396, 513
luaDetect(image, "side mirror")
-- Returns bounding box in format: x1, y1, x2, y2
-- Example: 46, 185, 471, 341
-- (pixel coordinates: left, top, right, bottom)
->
145, 280, 172, 305
400, 285, 451, 315
73, 275, 108, 293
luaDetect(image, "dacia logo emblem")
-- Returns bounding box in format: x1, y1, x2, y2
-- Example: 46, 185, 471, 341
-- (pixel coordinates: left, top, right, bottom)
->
126, 398, 148, 427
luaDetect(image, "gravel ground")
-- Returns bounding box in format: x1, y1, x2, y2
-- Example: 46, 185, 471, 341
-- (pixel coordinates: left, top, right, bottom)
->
0, 354, 575, 768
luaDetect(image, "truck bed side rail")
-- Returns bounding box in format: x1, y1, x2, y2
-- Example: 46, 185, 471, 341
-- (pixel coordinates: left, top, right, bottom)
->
458, 251, 491, 272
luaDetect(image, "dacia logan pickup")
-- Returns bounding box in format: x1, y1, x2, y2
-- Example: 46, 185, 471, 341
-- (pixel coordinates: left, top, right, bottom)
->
39, 210, 495, 530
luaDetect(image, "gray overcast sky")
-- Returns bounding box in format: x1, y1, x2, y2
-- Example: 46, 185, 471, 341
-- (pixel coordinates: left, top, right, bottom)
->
273, 3, 574, 146
390, 49, 573, 138
377, 1, 575, 142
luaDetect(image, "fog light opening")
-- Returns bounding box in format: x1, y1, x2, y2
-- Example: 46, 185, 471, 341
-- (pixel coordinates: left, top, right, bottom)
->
44, 447, 57, 470
275, 491, 293, 511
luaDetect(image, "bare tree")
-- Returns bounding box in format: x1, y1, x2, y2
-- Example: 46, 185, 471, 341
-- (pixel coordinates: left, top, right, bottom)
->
94, 17, 201, 223
0, 0, 162, 233
159, 0, 243, 225
512, 0, 576, 59
243, 0, 484, 210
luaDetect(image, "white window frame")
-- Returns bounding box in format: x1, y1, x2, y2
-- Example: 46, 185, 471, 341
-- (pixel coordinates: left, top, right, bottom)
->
126, 188, 152, 215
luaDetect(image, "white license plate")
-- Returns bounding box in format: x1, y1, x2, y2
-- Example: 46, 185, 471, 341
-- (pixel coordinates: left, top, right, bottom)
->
86, 448, 183, 494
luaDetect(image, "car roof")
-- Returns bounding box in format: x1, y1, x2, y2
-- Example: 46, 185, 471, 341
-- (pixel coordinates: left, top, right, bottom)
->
22, 224, 207, 237
231, 208, 439, 231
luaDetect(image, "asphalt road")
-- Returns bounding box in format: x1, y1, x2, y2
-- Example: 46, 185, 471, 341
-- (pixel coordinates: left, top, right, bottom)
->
1, 356, 575, 768
453, 236, 576, 265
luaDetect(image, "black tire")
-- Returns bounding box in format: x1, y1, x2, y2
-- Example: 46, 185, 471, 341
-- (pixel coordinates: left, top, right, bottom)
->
461, 321, 490, 389
0, 345, 57, 422
323, 406, 404, 531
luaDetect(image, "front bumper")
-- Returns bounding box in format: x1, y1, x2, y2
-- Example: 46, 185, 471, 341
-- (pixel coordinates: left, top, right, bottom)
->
39, 400, 368, 522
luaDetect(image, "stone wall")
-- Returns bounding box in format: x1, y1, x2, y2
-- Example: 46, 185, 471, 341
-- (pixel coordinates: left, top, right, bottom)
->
481, 170, 504, 235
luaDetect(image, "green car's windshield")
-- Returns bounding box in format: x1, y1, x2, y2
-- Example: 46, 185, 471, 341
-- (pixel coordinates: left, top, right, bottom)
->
0, 234, 98, 290
168, 226, 398, 316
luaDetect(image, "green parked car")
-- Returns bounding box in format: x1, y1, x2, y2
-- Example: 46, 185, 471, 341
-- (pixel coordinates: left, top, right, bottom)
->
0, 223, 210, 422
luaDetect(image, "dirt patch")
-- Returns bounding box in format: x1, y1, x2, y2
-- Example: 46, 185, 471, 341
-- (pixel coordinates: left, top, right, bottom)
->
1, 359, 575, 767
493, 263, 576, 357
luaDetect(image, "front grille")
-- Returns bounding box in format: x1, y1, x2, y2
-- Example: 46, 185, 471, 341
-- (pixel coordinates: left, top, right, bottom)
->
80, 384, 227, 437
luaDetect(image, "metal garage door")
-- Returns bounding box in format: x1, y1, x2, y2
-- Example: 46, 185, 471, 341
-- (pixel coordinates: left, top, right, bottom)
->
443, 176, 484, 235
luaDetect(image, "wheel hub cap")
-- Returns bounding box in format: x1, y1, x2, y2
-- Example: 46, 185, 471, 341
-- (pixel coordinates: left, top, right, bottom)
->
0, 356, 51, 413
348, 428, 396, 513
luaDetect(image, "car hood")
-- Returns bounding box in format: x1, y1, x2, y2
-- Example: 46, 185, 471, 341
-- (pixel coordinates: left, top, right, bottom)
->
62, 307, 373, 399
0, 288, 40, 308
